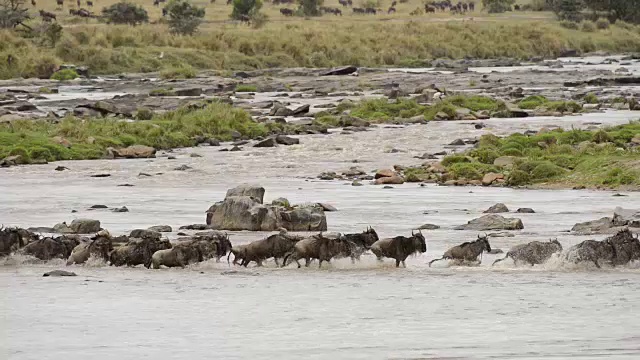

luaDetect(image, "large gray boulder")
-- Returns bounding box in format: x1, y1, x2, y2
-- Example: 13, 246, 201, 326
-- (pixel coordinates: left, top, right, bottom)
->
483, 203, 509, 213
455, 214, 524, 231
571, 217, 615, 235
280, 206, 328, 231
206, 187, 327, 232
613, 207, 640, 227
225, 184, 265, 204
69, 219, 101, 234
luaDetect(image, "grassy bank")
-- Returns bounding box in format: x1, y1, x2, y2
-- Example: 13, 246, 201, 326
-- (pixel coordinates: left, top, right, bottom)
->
416, 123, 640, 189
2, 18, 640, 79
0, 102, 273, 163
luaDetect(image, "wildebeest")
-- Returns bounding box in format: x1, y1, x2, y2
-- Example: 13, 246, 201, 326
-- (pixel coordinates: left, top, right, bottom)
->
66, 231, 113, 265
109, 236, 172, 268
39, 10, 57, 22
429, 235, 491, 267
468, 1, 474, 11
364, 7, 376, 14
240, 232, 303, 267
56, 0, 63, 7
342, 227, 379, 262
565, 229, 640, 268
151, 237, 226, 269
370, 231, 427, 268
19, 235, 81, 261
31, 0, 36, 6
153, 0, 159, 5
238, 14, 251, 23
387, 6, 395, 14
76, 0, 80, 6
391, 0, 397, 6
280, 8, 294, 16
353, 7, 365, 14
425, 5, 436, 13
162, 8, 167, 16
86, 0, 93, 6
338, 0, 350, 6
227, 244, 247, 265
0, 227, 38, 257
282, 233, 354, 268
493, 239, 562, 266
514, 4, 520, 11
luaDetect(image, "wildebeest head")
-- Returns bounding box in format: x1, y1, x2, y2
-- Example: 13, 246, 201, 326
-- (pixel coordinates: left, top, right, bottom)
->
364, 226, 379, 245
215, 234, 232, 258
477, 234, 491, 253
409, 230, 427, 253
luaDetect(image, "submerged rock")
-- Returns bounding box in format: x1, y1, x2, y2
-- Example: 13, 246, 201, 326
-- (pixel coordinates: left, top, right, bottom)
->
43, 270, 77, 277
106, 145, 156, 159
455, 214, 524, 231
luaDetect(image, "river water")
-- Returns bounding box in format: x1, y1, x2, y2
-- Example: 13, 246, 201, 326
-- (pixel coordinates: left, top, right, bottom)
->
2, 91, 640, 358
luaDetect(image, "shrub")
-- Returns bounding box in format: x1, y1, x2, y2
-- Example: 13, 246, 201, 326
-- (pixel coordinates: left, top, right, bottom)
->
164, 0, 205, 36
51, 69, 79, 81
545, 154, 576, 169
531, 161, 565, 180
135, 108, 154, 120
482, 0, 515, 13
502, 147, 523, 157
160, 64, 196, 79
470, 148, 499, 164
231, 0, 262, 20
559, 20, 579, 29
506, 170, 530, 186
102, 2, 149, 26
582, 20, 596, 32
596, 18, 610, 29
29, 55, 59, 79
554, 0, 584, 22
479, 134, 501, 148
8, 147, 30, 163
583, 92, 599, 104
235, 84, 258, 92
602, 167, 635, 186
449, 163, 497, 180
299, 0, 324, 16
441, 154, 470, 166
592, 129, 612, 143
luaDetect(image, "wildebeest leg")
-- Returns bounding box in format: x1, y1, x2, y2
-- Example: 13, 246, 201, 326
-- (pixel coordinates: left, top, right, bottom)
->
395, 259, 400, 267
274, 258, 281, 267
376, 256, 383, 262
401, 260, 406, 268
594, 259, 601, 269
318, 259, 323, 268
256, 260, 263, 267
295, 258, 302, 268
428, 257, 444, 267
304, 258, 311, 267
492, 255, 508, 266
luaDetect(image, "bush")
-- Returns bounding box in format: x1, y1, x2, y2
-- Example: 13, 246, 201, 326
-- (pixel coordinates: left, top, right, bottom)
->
559, 20, 579, 29
299, 0, 324, 16
102, 2, 149, 26
8, 147, 30, 163
231, 0, 262, 20
135, 108, 154, 120
596, 18, 610, 29
470, 148, 499, 164
602, 167, 635, 186
554, 0, 584, 22
506, 170, 530, 186
592, 129, 612, 143
581, 20, 596, 32
449, 163, 497, 180
441, 154, 470, 166
29, 55, 59, 79
51, 69, 79, 81
482, 0, 515, 13
164, 0, 205, 35
531, 161, 565, 180
583, 93, 599, 104
160, 64, 196, 79
29, 147, 53, 161
235, 84, 258, 92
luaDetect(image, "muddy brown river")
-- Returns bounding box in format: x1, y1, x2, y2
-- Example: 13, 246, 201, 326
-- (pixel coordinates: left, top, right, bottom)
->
2, 58, 640, 359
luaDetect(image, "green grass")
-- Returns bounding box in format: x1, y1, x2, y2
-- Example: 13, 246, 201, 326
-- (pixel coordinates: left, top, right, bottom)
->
440, 122, 640, 188
235, 84, 258, 93
518, 95, 549, 109
159, 64, 196, 80
0, 101, 267, 162
349, 98, 426, 121
50, 69, 78, 81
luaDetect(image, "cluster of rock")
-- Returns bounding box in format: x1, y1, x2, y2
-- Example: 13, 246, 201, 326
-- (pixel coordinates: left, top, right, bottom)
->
205, 185, 328, 231
571, 207, 640, 235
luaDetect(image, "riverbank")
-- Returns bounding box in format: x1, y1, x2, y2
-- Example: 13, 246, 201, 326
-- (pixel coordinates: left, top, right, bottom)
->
2, 19, 640, 79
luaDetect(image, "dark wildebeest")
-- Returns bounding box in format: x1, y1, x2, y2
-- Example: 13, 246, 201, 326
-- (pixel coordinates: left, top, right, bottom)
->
391, 0, 397, 6
19, 236, 81, 261
338, 0, 349, 6
39, 10, 57, 22
31, 0, 36, 6
0, 227, 38, 257
387, 6, 395, 14
364, 7, 376, 14
353, 7, 365, 14
514, 4, 520, 11
429, 235, 492, 267
153, 0, 159, 6
56, 0, 64, 7
468, 1, 474, 11
565, 229, 640, 268
109, 236, 172, 268
240, 232, 303, 267
370, 231, 427, 268
162, 8, 167, 16
86, 0, 93, 6
425, 5, 436, 13
227, 244, 247, 265
282, 233, 354, 268
238, 14, 251, 24
226, 0, 232, 4
280, 8, 294, 16
76, 0, 80, 6
66, 232, 114, 265
6, 54, 14, 67
493, 239, 563, 266
342, 227, 379, 262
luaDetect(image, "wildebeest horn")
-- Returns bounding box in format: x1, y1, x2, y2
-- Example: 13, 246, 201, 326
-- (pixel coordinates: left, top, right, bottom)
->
412, 230, 415, 236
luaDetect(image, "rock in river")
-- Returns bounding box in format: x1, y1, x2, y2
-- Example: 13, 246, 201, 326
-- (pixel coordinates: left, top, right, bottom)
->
484, 203, 509, 213
43, 270, 77, 277
106, 145, 156, 159
455, 214, 524, 231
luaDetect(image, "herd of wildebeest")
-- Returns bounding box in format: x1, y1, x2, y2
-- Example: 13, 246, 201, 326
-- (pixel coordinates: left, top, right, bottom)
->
1, 224, 640, 270
32, 0, 481, 24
